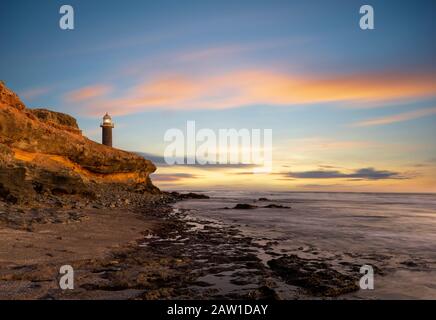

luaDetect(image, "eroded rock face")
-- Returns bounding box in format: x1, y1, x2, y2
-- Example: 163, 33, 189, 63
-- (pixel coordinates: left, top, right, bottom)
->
0, 81, 159, 203
0, 81, 25, 111
29, 108, 81, 134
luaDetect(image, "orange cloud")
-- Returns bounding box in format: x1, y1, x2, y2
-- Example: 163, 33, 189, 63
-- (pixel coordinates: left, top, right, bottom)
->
65, 84, 112, 103
20, 86, 52, 100
173, 39, 295, 62
352, 107, 436, 127
70, 70, 436, 116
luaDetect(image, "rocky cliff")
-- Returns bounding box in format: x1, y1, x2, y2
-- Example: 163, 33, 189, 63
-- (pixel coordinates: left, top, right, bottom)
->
0, 81, 158, 204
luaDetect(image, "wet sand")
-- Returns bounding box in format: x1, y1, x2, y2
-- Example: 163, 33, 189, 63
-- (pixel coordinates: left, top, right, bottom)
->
0, 205, 162, 299
0, 209, 158, 266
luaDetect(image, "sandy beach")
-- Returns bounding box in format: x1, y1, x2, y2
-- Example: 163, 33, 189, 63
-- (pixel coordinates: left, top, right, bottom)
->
0, 192, 278, 300
1, 190, 436, 300
0, 201, 161, 299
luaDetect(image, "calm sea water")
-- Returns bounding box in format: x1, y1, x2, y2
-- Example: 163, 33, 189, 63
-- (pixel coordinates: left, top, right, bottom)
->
174, 191, 436, 299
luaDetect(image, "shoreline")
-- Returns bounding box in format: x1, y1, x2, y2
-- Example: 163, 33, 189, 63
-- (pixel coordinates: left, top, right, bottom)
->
0, 191, 367, 300
0, 193, 275, 299
0, 193, 281, 299
4, 191, 432, 299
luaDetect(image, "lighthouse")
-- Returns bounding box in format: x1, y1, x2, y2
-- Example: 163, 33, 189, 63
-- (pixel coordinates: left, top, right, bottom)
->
100, 113, 114, 147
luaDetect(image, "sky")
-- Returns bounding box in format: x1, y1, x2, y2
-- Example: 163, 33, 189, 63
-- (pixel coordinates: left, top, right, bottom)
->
1, 0, 435, 192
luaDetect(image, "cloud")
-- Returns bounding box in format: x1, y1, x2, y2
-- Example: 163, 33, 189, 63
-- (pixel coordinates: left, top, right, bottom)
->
65, 84, 112, 103
175, 38, 301, 63
195, 163, 258, 169
136, 152, 258, 169
235, 170, 272, 175
318, 164, 343, 169
67, 70, 436, 116
287, 137, 379, 152
151, 173, 198, 182
19, 86, 52, 101
176, 45, 251, 62
352, 107, 436, 127
283, 167, 408, 180
298, 183, 363, 189
410, 158, 436, 168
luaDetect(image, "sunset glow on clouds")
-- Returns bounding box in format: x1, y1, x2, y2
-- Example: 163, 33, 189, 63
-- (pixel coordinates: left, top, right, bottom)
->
65, 70, 436, 116
2, 0, 435, 192
65, 84, 113, 103
352, 107, 436, 127
20, 86, 53, 101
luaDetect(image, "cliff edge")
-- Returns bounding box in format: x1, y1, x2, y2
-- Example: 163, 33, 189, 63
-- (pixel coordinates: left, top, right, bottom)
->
0, 81, 158, 204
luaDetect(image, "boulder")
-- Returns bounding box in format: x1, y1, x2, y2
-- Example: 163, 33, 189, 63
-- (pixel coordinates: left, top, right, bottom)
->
233, 203, 257, 210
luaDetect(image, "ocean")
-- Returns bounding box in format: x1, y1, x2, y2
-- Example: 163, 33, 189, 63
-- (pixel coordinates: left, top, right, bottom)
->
174, 191, 436, 299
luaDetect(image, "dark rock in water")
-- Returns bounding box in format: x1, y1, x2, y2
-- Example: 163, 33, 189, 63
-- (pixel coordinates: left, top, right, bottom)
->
247, 285, 280, 300
400, 260, 419, 268
263, 204, 291, 209
258, 197, 270, 201
181, 192, 210, 199
170, 192, 210, 199
268, 255, 359, 297
233, 203, 257, 210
